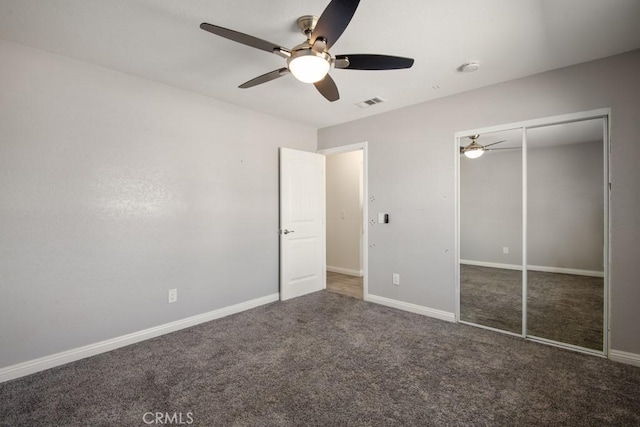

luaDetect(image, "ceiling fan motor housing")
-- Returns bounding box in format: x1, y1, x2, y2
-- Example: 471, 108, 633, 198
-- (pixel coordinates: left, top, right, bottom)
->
297, 15, 319, 37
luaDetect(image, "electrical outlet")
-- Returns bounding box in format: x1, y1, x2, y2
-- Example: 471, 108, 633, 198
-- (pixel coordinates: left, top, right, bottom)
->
168, 288, 177, 304
503, 247, 510, 254
392, 273, 400, 285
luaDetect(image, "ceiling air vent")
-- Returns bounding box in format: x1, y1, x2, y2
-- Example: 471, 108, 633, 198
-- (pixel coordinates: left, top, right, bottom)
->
355, 96, 386, 109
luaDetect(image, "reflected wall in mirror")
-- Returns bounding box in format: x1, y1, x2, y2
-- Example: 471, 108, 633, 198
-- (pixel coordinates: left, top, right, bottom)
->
526, 119, 605, 351
459, 129, 523, 334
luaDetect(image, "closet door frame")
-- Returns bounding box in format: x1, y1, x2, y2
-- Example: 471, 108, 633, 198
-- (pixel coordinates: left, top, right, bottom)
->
455, 108, 610, 357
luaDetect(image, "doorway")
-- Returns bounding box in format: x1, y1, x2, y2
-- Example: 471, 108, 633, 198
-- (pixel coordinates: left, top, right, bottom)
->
319, 142, 368, 300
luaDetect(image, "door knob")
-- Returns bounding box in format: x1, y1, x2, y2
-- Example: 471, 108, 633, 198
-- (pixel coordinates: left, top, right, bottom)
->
282, 229, 295, 234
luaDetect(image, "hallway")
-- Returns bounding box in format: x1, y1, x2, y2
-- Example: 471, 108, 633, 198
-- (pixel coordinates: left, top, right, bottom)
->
326, 271, 363, 299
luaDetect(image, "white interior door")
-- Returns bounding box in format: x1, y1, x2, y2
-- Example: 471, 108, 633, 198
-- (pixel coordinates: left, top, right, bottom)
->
279, 147, 326, 301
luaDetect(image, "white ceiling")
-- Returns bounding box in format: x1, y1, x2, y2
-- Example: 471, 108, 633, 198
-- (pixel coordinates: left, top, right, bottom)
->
1, 0, 639, 129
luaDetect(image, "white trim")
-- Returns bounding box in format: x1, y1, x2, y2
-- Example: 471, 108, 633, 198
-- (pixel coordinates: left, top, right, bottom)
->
318, 141, 369, 300
318, 142, 364, 156
527, 335, 605, 357
454, 134, 461, 322
461, 259, 522, 271
609, 350, 640, 368
326, 265, 363, 277
459, 320, 523, 338
454, 108, 611, 139
0, 293, 279, 384
367, 294, 456, 323
603, 114, 611, 357
460, 259, 604, 277
528, 265, 603, 278
522, 128, 528, 337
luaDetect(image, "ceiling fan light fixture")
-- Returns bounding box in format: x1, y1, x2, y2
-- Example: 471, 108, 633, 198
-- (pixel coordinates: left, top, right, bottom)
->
464, 148, 484, 159
463, 140, 485, 159
287, 49, 331, 83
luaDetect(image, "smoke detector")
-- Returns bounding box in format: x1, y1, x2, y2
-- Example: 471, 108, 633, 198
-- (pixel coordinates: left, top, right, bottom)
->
459, 61, 480, 73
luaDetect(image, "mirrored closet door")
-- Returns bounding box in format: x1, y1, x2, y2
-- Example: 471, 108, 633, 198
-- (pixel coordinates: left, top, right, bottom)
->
459, 128, 523, 335
457, 111, 608, 355
526, 119, 606, 352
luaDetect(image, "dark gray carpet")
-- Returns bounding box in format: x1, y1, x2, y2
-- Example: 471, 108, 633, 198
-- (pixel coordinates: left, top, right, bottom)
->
460, 265, 523, 335
1, 291, 638, 426
460, 265, 604, 350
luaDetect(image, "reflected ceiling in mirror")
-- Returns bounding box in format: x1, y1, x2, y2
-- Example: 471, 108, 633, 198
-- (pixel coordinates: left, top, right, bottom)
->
527, 119, 603, 149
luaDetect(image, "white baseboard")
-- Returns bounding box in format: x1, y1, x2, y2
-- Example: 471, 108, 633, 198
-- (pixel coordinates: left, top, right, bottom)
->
327, 265, 363, 277
0, 293, 280, 384
460, 259, 603, 278
610, 350, 640, 368
460, 260, 521, 271
366, 294, 456, 323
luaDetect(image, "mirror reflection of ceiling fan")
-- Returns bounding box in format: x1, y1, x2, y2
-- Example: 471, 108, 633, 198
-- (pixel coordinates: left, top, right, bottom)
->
199, 0, 414, 102
460, 134, 520, 159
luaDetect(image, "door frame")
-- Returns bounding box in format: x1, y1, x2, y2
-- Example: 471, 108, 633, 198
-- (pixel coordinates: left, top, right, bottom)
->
318, 142, 369, 300
454, 108, 611, 357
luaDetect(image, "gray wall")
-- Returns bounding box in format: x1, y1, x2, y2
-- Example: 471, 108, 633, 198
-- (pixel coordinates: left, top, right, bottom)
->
529, 141, 604, 271
326, 151, 363, 274
318, 49, 640, 355
460, 148, 523, 266
0, 40, 316, 368
461, 140, 604, 272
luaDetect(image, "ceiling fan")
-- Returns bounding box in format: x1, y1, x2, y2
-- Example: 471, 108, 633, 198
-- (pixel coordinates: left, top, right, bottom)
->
460, 134, 518, 159
200, 0, 414, 102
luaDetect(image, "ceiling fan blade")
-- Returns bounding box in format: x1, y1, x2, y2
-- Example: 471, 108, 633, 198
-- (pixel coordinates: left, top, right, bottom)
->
334, 54, 414, 70
482, 139, 507, 148
314, 74, 340, 102
200, 23, 289, 56
239, 68, 290, 89
310, 0, 360, 49
486, 147, 521, 152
